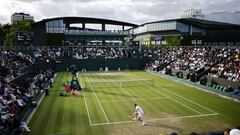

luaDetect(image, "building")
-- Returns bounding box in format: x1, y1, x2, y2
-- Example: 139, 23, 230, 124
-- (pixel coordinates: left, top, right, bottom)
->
181, 9, 240, 25
132, 18, 240, 46
181, 9, 204, 19
11, 12, 34, 23
32, 17, 137, 46
31, 14, 240, 47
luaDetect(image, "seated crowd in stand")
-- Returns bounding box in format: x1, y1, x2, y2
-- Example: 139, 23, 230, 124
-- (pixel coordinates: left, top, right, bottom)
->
0, 49, 54, 133
72, 47, 138, 59
146, 47, 240, 83
0, 69, 54, 133
24, 46, 240, 83
0, 50, 34, 83
0, 82, 31, 132
208, 48, 240, 82
25, 47, 139, 59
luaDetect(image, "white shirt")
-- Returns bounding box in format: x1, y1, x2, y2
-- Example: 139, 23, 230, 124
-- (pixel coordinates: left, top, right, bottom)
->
135, 105, 144, 115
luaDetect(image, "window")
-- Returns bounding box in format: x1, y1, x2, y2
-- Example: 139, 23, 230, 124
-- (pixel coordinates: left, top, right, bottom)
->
192, 40, 196, 45
46, 19, 65, 33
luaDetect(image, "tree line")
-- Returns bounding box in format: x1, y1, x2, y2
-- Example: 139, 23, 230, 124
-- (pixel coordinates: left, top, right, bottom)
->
0, 20, 33, 46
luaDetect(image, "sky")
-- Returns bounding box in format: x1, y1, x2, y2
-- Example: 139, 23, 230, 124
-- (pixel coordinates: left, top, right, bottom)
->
0, 0, 239, 25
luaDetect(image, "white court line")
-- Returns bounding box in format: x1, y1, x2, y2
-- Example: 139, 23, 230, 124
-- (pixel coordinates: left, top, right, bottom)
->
84, 72, 218, 127
86, 74, 110, 123
101, 97, 170, 103
110, 75, 137, 101
79, 74, 93, 125
93, 73, 136, 100
82, 88, 93, 125
91, 113, 218, 126
122, 73, 203, 115
147, 71, 218, 114
169, 97, 203, 114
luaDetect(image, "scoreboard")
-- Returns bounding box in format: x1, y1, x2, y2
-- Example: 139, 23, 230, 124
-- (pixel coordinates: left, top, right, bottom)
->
16, 32, 34, 45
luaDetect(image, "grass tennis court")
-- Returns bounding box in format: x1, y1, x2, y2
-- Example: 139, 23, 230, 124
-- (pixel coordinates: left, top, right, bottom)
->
28, 71, 240, 135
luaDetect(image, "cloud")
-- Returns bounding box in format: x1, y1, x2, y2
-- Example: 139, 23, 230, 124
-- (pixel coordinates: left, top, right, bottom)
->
0, 0, 239, 24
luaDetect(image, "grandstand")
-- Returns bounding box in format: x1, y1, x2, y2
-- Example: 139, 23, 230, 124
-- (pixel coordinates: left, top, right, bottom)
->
0, 45, 239, 135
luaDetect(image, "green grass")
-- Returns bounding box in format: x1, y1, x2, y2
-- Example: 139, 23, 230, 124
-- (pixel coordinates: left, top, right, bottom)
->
28, 71, 240, 135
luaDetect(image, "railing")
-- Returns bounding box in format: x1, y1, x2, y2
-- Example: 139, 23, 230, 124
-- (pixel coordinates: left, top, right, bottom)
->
64, 29, 129, 36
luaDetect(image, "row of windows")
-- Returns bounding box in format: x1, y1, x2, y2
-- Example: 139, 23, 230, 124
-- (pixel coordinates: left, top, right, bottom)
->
133, 21, 205, 35
143, 40, 167, 45
46, 20, 65, 27
46, 27, 65, 33
46, 20, 65, 33
134, 21, 177, 34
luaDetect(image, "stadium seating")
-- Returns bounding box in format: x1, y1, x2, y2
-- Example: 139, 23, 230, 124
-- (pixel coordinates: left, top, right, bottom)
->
0, 49, 55, 134
0, 46, 239, 134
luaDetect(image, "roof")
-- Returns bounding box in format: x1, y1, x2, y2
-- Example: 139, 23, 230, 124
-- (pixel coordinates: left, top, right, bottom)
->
34, 17, 138, 27
139, 18, 240, 29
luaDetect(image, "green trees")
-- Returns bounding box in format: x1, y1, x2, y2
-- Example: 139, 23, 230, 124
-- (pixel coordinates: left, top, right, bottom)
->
0, 20, 33, 46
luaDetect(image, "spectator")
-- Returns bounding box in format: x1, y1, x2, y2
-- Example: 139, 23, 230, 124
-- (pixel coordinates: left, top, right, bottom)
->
230, 129, 240, 135
19, 121, 31, 132
224, 128, 231, 135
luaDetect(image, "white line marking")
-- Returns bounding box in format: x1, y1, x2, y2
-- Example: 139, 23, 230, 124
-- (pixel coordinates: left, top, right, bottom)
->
101, 97, 170, 103
85, 72, 218, 127
148, 71, 218, 114
148, 112, 219, 122
145, 86, 203, 115
91, 113, 218, 126
86, 75, 110, 123
122, 72, 203, 114
169, 97, 203, 114
94, 73, 137, 101
111, 78, 137, 101
82, 89, 93, 125
79, 74, 92, 125
87, 78, 154, 83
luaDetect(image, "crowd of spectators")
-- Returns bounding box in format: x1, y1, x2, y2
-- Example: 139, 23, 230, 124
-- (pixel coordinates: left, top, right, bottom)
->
72, 47, 138, 59
1, 46, 239, 83
146, 47, 215, 73
0, 69, 54, 134
208, 48, 240, 82
35, 46, 239, 83
17, 47, 138, 60
168, 128, 240, 135
0, 49, 35, 83
0, 48, 55, 134
146, 47, 240, 83
0, 83, 31, 132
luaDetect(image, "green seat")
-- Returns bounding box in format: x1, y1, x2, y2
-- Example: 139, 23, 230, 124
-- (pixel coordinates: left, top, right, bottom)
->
223, 87, 227, 92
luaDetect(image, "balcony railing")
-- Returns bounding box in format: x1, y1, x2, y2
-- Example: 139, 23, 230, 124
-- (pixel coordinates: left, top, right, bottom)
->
64, 29, 129, 36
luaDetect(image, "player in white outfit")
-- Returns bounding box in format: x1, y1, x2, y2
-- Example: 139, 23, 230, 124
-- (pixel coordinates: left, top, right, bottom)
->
133, 103, 145, 125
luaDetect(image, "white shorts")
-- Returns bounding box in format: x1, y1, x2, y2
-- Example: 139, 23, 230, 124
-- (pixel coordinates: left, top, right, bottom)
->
138, 112, 144, 117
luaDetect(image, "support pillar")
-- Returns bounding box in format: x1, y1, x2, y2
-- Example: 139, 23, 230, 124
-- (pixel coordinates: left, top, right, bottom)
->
82, 23, 85, 30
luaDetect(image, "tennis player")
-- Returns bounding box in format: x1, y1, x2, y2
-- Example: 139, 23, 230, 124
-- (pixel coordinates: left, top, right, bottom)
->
133, 103, 145, 126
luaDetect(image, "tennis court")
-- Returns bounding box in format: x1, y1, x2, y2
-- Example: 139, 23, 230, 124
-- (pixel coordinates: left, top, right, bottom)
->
28, 71, 240, 135
81, 72, 217, 126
